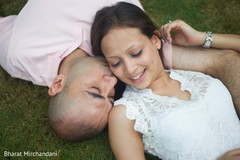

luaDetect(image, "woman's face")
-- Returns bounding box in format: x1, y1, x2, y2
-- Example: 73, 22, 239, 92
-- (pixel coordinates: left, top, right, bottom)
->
101, 27, 164, 89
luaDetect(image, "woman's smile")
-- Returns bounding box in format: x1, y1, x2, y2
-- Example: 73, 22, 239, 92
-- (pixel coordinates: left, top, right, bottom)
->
129, 68, 146, 84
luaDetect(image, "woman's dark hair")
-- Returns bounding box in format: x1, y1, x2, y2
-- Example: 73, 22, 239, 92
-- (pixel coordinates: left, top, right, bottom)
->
91, 2, 157, 56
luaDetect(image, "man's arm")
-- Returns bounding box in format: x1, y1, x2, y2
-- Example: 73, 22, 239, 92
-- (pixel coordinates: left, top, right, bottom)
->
159, 19, 240, 118
172, 45, 240, 118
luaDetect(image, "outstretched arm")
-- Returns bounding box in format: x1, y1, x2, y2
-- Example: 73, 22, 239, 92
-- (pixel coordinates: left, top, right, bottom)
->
160, 19, 240, 52
171, 45, 240, 119
108, 105, 145, 160
161, 20, 240, 118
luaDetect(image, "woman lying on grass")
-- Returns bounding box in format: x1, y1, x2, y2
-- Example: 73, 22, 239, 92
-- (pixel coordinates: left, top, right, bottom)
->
91, 2, 240, 160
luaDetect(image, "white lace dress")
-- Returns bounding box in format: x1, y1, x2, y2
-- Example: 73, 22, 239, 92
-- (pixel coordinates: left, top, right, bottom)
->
114, 70, 240, 160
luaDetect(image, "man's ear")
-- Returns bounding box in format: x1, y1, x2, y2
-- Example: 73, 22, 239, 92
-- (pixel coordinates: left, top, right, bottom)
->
48, 75, 66, 96
152, 30, 161, 49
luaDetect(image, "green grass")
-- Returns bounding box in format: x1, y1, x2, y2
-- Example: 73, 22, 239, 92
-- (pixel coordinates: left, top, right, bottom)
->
0, 0, 239, 159
143, 0, 240, 34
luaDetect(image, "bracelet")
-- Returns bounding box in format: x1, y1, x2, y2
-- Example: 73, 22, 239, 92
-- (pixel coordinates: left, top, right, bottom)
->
203, 31, 213, 48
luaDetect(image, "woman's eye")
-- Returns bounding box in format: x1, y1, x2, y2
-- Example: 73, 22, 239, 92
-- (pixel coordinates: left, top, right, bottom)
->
110, 62, 120, 67
132, 50, 142, 57
108, 60, 120, 67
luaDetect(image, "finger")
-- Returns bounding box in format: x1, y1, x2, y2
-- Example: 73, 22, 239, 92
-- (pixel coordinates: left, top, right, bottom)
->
160, 22, 171, 40
161, 23, 172, 41
165, 20, 178, 35
165, 21, 173, 39
160, 25, 168, 41
165, 20, 181, 41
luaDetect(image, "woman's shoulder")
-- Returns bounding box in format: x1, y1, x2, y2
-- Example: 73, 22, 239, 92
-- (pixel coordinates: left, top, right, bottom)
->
109, 104, 127, 124
109, 104, 137, 133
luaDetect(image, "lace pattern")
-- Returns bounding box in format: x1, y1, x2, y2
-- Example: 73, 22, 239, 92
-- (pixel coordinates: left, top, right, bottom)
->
114, 70, 240, 160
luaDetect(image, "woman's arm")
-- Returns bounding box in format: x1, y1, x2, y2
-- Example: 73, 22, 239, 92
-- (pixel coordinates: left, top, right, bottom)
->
108, 105, 145, 160
160, 19, 240, 52
209, 34, 240, 52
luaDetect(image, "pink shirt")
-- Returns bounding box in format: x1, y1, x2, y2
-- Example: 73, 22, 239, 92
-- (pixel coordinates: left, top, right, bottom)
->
0, 0, 143, 87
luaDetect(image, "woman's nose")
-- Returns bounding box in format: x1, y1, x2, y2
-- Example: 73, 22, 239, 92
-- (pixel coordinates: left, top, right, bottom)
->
124, 60, 137, 74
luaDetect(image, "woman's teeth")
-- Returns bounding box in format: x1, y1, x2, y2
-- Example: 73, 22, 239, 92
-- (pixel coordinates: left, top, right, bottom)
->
132, 70, 144, 80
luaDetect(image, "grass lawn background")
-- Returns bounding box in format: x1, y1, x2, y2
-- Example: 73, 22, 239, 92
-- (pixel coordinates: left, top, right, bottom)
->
0, 0, 239, 159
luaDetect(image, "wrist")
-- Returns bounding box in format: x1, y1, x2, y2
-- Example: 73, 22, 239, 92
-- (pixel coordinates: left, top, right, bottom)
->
196, 32, 206, 46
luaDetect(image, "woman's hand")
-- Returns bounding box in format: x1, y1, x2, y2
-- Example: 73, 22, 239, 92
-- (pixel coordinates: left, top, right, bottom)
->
160, 19, 240, 52
160, 19, 205, 46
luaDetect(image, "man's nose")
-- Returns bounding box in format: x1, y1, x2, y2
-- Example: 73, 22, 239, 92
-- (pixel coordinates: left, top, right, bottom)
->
102, 75, 117, 97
